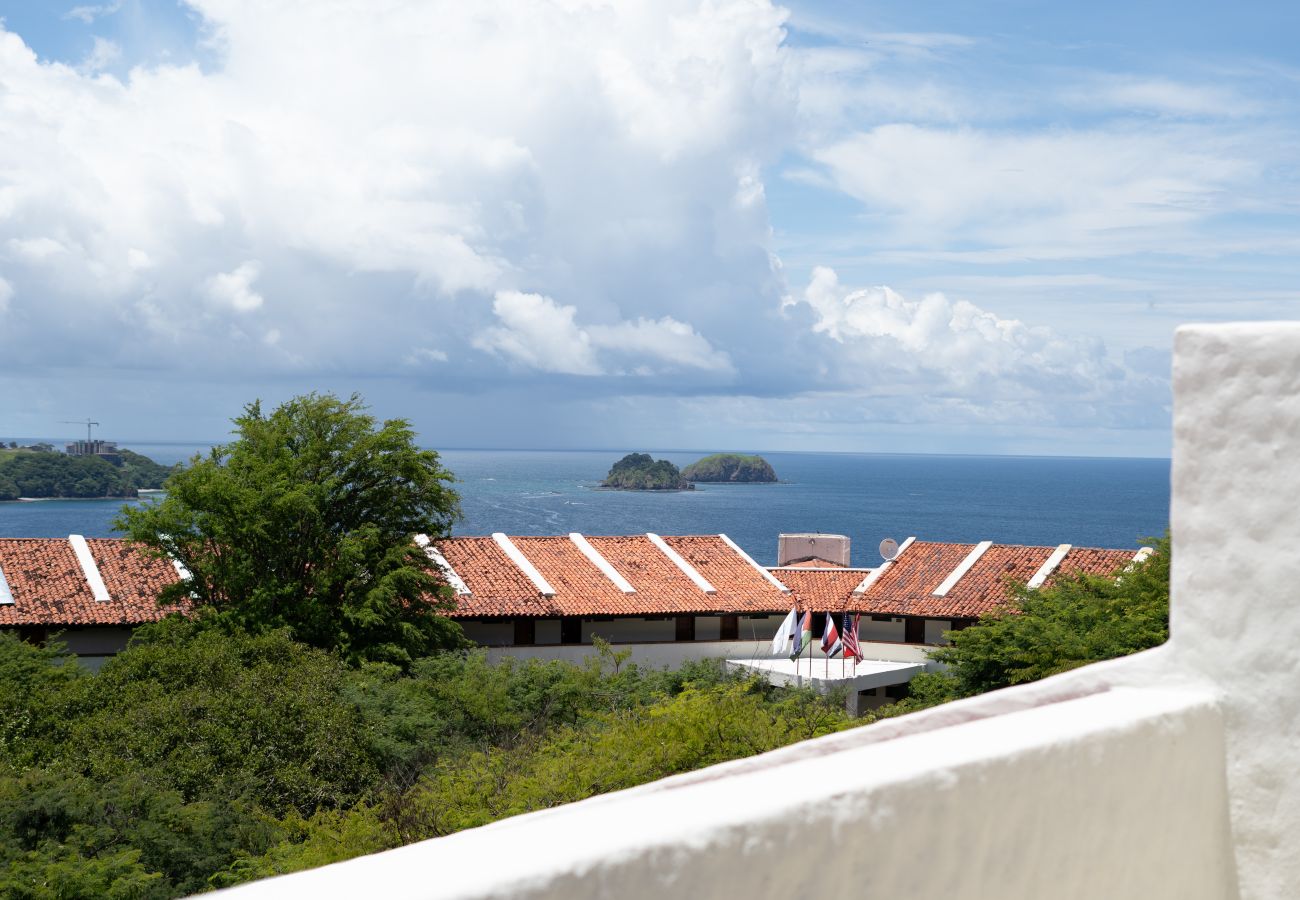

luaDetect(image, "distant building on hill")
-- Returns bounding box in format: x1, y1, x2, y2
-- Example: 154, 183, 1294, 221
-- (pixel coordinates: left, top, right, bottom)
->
65, 439, 121, 463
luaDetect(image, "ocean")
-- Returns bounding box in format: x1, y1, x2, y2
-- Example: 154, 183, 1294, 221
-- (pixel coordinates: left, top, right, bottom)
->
0, 446, 1169, 567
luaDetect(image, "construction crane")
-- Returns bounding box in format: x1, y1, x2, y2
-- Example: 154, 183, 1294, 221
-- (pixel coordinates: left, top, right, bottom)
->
61, 419, 100, 445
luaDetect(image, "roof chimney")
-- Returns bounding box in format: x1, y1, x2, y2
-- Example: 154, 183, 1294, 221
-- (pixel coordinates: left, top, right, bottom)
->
776, 533, 851, 568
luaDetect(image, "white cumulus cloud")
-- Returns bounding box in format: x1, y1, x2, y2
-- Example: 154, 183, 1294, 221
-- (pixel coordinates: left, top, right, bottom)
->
205, 261, 264, 313
789, 266, 1145, 403
475, 290, 733, 377
0, 0, 793, 381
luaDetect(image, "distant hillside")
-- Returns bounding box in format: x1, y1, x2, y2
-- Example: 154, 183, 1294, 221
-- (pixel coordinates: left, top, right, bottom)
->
601, 453, 693, 491
0, 447, 179, 501
681, 453, 777, 483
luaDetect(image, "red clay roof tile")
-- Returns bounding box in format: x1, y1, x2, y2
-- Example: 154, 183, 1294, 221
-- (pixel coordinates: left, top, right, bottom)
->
0, 538, 185, 627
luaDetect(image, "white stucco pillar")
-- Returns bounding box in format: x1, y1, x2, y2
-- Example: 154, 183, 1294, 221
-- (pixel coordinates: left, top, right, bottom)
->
1169, 323, 1300, 896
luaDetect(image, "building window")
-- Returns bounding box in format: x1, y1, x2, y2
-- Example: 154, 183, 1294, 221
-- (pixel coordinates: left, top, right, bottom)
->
675, 615, 695, 642
513, 618, 535, 646
904, 617, 924, 644
720, 615, 739, 640
560, 617, 581, 645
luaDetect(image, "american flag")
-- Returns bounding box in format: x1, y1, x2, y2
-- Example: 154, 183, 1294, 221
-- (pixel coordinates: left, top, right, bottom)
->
842, 612, 863, 662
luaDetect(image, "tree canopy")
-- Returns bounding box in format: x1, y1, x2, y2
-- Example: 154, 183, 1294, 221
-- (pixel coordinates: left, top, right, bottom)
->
116, 393, 463, 666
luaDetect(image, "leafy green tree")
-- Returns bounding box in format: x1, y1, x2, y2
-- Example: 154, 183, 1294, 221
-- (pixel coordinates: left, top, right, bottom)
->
881, 532, 1170, 717
117, 393, 463, 665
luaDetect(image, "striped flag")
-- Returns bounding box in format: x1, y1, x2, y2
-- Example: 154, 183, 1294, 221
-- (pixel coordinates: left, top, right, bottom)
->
789, 610, 812, 661
821, 612, 842, 657
842, 612, 863, 662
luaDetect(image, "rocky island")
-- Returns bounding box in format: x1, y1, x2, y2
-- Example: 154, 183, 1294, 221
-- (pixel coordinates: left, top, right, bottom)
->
681, 453, 777, 483
601, 453, 693, 491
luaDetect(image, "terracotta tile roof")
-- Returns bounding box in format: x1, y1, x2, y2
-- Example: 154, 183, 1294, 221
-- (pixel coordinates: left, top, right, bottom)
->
780, 557, 847, 569
772, 569, 864, 612
436, 534, 791, 617
0, 538, 185, 627
779, 541, 1143, 619
0, 535, 1145, 628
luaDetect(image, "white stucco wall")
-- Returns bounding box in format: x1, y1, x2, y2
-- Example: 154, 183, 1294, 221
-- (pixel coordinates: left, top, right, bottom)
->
924, 618, 952, 645
695, 616, 721, 640
582, 618, 675, 643
218, 322, 1300, 899
535, 619, 560, 645
458, 620, 514, 646
859, 616, 905, 642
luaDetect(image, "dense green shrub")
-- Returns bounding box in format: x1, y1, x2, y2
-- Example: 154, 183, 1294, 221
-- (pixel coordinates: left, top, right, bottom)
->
0, 627, 849, 896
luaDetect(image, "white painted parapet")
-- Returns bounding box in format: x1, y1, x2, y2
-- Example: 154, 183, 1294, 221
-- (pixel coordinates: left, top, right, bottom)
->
217, 323, 1300, 899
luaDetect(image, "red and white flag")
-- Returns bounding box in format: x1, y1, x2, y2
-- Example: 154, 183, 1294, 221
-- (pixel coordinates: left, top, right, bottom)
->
821, 612, 842, 657
842, 613, 863, 662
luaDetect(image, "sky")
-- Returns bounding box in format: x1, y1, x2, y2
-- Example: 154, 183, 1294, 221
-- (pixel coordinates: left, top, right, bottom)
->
0, 0, 1297, 457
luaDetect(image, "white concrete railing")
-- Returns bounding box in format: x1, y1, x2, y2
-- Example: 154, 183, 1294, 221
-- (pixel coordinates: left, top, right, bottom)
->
481, 639, 933, 669
217, 322, 1300, 899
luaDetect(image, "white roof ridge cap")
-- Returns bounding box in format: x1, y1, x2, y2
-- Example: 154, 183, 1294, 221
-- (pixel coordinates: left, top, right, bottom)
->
646, 533, 716, 594
68, 533, 111, 603
1027, 543, 1072, 590
0, 561, 12, 605
852, 536, 916, 595
718, 533, 790, 593
492, 533, 557, 597
569, 533, 635, 594
415, 533, 472, 596
932, 540, 994, 598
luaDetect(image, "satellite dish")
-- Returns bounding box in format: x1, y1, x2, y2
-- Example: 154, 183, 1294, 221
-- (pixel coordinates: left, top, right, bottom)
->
879, 538, 900, 561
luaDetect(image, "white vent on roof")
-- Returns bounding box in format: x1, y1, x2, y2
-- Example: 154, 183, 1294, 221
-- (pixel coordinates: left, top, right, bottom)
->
415, 534, 471, 596
492, 533, 556, 597
646, 533, 716, 594
1027, 544, 1072, 590
0, 564, 12, 605
852, 536, 916, 595
569, 533, 635, 594
68, 534, 111, 603
719, 534, 790, 593
932, 540, 993, 597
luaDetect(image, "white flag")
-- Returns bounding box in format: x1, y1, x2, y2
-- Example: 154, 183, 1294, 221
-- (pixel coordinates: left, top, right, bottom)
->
769, 607, 797, 656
